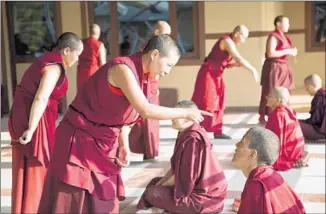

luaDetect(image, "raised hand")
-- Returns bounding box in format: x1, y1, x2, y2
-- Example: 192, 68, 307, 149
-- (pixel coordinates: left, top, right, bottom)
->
289, 47, 298, 56
186, 108, 214, 124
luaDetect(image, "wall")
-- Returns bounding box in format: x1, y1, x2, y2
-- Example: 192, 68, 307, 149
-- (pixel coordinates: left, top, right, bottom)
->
284, 2, 325, 89
4, 2, 325, 109
58, 1, 83, 105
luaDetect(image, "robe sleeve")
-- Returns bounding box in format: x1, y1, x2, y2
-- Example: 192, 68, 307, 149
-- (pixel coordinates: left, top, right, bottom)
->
173, 135, 202, 204
238, 180, 265, 214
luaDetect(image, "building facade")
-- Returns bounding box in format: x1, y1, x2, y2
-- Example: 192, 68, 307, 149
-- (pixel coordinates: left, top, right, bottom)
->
1, 1, 325, 113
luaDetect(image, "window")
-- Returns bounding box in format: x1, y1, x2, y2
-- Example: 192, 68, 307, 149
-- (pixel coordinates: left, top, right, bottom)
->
175, 2, 195, 54
84, 1, 205, 65
117, 1, 171, 56
6, 1, 60, 63
306, 2, 326, 52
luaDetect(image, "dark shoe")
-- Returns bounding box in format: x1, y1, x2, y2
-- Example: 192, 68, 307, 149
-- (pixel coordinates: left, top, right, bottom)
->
143, 157, 161, 163
214, 133, 231, 139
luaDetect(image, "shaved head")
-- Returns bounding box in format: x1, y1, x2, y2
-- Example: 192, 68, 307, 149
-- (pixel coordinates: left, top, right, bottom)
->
304, 74, 323, 95
90, 23, 101, 38
232, 126, 280, 170
304, 74, 322, 86
153, 20, 171, 36
172, 100, 198, 130
274, 15, 290, 33
274, 15, 288, 27
233, 25, 249, 39
266, 87, 290, 109
143, 34, 180, 58
52, 32, 82, 51
247, 127, 280, 165
273, 87, 290, 103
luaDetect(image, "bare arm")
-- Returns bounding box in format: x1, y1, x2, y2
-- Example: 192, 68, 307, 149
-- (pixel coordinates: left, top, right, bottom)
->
109, 64, 212, 121
222, 38, 256, 72
118, 125, 131, 148
222, 39, 259, 82
28, 65, 61, 132
266, 35, 295, 58
28, 65, 62, 133
99, 43, 107, 66
116, 125, 131, 167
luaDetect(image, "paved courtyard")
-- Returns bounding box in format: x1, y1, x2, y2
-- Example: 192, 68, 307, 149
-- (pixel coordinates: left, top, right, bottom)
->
1, 110, 325, 213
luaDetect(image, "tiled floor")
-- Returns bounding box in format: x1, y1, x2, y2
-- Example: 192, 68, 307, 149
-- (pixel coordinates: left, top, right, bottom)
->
1, 111, 325, 213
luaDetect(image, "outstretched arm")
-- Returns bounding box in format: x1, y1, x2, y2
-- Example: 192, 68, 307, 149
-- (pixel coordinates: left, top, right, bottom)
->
222, 39, 259, 82
109, 64, 213, 123
223, 38, 256, 72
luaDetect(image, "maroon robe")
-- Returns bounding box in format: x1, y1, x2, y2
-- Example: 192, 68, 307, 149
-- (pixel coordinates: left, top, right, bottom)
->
238, 165, 305, 214
300, 88, 326, 141
259, 30, 294, 116
191, 35, 233, 135
137, 123, 228, 213
265, 105, 305, 171
129, 79, 160, 159
38, 52, 147, 213
77, 37, 102, 91
129, 41, 160, 159
8, 51, 68, 214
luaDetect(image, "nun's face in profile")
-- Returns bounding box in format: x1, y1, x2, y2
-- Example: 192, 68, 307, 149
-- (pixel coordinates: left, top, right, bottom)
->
148, 49, 179, 81
63, 42, 84, 68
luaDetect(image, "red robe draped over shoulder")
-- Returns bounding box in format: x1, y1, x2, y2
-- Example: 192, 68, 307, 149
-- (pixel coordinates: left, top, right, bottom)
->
265, 105, 305, 171
39, 52, 147, 213
191, 35, 233, 134
129, 42, 160, 159
77, 37, 103, 90
259, 30, 294, 116
137, 123, 228, 213
8, 51, 68, 214
300, 88, 326, 141
238, 165, 305, 214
